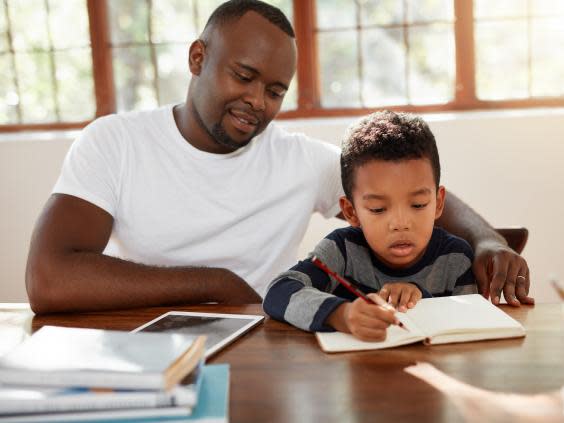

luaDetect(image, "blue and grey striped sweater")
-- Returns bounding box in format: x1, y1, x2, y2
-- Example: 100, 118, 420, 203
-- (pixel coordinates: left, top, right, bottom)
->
263, 226, 477, 332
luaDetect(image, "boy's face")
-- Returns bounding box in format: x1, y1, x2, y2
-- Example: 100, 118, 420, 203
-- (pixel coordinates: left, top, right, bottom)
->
340, 158, 446, 269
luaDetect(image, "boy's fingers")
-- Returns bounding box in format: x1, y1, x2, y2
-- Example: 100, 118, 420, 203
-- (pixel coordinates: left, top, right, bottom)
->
388, 287, 400, 307
352, 326, 387, 342
355, 313, 391, 330
359, 303, 397, 325
378, 287, 390, 301
397, 289, 410, 312
406, 289, 421, 308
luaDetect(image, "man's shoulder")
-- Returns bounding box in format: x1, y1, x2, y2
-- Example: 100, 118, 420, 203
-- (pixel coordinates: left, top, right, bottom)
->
85, 105, 169, 131
260, 122, 340, 154
79, 105, 173, 146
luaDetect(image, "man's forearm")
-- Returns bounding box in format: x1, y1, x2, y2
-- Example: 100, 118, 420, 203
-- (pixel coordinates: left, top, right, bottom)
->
436, 192, 506, 248
26, 251, 261, 314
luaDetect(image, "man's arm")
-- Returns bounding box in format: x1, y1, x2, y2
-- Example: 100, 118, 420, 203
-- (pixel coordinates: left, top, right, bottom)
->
436, 192, 534, 306
26, 194, 261, 315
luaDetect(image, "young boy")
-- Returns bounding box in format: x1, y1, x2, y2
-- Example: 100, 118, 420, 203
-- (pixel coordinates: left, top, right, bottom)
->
263, 111, 477, 342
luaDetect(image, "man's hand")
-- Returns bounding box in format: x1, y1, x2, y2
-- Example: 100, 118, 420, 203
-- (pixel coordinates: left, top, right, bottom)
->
378, 282, 422, 312
473, 239, 534, 306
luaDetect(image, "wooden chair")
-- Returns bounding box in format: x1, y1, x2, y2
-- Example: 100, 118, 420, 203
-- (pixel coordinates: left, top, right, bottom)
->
495, 227, 528, 254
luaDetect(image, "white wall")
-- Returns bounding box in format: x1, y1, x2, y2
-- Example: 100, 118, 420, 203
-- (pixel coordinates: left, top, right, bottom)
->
1, 109, 563, 303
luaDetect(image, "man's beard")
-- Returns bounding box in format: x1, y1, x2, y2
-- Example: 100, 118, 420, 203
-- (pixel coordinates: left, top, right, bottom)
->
192, 102, 255, 152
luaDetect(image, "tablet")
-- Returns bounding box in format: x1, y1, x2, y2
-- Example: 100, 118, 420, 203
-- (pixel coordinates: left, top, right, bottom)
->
131, 312, 264, 358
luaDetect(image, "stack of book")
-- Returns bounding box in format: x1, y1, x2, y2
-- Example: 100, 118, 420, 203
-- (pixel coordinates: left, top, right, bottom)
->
0, 326, 229, 422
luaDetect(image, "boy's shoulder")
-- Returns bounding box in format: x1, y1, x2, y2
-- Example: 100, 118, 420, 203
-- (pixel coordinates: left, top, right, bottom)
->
431, 227, 474, 259
324, 226, 366, 246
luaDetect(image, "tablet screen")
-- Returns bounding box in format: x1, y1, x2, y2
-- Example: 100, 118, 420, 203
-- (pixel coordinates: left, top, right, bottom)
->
131, 312, 264, 358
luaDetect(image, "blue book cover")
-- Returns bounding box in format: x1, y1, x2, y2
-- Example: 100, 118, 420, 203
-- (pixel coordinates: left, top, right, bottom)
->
0, 364, 229, 423
187, 364, 229, 422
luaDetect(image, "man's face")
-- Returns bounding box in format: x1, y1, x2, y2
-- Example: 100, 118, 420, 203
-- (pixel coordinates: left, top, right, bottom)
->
189, 12, 296, 153
340, 158, 446, 269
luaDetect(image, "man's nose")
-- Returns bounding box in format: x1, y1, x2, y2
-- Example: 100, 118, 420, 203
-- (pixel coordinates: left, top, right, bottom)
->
243, 82, 266, 112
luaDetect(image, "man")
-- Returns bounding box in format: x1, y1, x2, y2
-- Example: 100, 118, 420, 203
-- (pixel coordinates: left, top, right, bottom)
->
26, 0, 533, 314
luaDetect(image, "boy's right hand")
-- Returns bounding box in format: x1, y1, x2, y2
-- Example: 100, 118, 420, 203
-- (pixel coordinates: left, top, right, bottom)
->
328, 294, 398, 342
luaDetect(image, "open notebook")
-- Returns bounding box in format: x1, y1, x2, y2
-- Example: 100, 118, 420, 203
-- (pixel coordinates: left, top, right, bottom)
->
316, 294, 526, 352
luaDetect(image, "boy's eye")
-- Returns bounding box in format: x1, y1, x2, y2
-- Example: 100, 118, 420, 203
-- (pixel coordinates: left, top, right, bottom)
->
412, 203, 429, 209
369, 207, 385, 214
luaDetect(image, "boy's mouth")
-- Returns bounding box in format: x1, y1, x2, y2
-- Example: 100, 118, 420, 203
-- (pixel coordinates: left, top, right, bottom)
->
388, 240, 415, 257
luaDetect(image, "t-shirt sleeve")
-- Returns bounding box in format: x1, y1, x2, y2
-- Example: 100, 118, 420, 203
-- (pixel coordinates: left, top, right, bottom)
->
52, 116, 124, 217
299, 134, 343, 218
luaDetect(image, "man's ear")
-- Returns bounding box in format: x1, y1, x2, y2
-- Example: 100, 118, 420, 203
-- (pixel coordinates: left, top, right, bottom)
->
188, 39, 206, 76
339, 196, 361, 227
434, 186, 446, 220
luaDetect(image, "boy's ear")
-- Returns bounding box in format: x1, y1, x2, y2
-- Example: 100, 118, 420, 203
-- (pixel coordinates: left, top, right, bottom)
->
434, 186, 446, 220
188, 39, 206, 75
339, 196, 361, 227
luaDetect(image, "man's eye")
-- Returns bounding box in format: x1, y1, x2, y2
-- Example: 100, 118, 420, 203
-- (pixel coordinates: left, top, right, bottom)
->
369, 208, 385, 214
268, 89, 285, 99
412, 203, 428, 209
235, 73, 251, 82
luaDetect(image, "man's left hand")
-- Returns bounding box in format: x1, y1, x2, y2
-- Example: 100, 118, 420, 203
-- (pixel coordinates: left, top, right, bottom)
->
472, 240, 535, 306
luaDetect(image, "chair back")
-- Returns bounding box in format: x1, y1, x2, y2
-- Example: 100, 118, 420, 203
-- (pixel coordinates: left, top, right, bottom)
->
495, 227, 528, 254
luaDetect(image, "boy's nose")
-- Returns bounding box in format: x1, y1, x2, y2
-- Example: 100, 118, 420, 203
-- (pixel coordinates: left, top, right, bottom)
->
389, 212, 411, 231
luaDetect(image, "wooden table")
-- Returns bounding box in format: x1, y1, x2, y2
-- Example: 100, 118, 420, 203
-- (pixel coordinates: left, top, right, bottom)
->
1, 303, 563, 422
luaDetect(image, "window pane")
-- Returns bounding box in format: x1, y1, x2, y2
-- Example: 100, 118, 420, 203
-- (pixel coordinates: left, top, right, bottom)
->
407, 0, 453, 23
475, 21, 528, 100
0, 54, 18, 124
360, 0, 403, 26
15, 52, 56, 122
155, 43, 190, 105
113, 46, 157, 111
362, 28, 406, 107
317, 0, 356, 30
8, 0, 49, 51
48, 0, 89, 49
531, 17, 564, 97
318, 30, 360, 108
55, 48, 95, 121
152, 0, 198, 43
408, 23, 454, 104
474, 0, 527, 19
109, 0, 149, 45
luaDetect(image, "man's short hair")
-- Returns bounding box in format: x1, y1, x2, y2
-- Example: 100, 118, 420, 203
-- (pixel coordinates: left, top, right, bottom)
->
203, 0, 295, 38
341, 111, 441, 200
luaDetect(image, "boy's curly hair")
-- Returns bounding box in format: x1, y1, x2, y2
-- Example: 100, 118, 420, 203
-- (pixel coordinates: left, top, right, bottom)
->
340, 110, 441, 200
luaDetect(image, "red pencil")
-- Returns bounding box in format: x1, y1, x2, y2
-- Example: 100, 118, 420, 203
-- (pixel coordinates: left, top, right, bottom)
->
311, 255, 409, 331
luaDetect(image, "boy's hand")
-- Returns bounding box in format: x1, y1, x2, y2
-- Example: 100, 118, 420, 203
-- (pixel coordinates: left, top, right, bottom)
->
379, 282, 422, 312
327, 294, 398, 342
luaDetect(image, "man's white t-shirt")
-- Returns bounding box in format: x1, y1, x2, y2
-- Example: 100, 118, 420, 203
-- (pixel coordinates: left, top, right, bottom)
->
53, 105, 343, 296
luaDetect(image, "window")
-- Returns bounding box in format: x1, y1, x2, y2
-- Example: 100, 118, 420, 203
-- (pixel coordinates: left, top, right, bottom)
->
1, 0, 94, 127
1, 0, 564, 132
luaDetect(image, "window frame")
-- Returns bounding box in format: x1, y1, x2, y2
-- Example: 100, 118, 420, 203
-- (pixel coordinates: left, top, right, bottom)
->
2, 0, 563, 133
